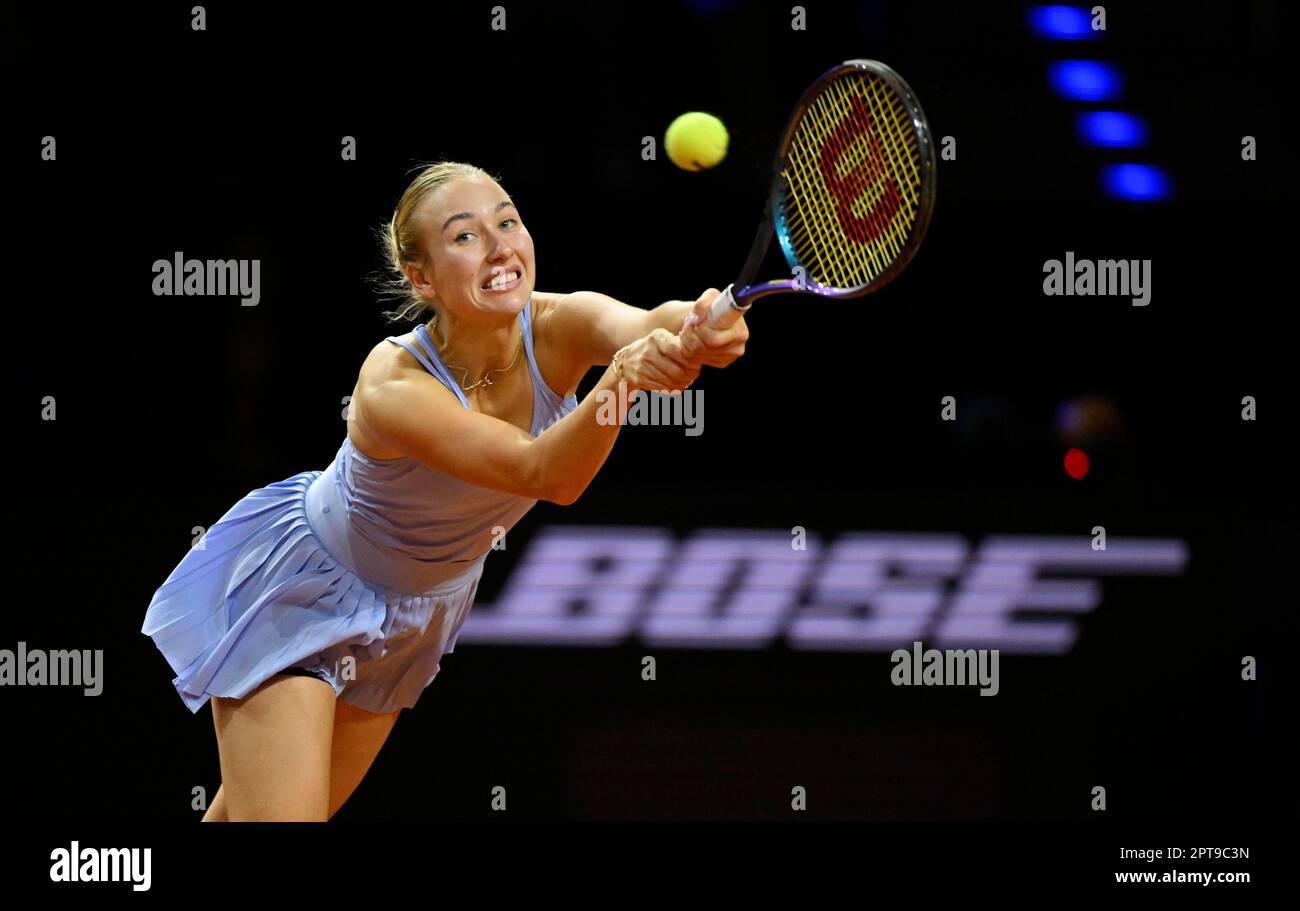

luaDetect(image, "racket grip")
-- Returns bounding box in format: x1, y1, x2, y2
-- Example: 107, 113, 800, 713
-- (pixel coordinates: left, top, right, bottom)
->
706, 284, 751, 330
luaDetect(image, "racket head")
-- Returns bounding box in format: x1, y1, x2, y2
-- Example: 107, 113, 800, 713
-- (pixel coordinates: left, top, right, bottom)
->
741, 59, 937, 303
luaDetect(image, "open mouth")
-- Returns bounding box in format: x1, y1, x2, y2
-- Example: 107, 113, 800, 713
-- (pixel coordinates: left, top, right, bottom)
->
482, 268, 523, 292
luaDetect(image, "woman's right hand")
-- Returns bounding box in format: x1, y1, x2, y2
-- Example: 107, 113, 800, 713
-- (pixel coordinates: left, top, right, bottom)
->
613, 329, 700, 395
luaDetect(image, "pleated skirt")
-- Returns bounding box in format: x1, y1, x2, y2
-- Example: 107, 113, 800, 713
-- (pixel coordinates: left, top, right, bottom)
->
141, 469, 486, 714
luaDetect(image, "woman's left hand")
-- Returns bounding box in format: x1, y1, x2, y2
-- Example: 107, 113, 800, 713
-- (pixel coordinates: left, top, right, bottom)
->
677, 288, 749, 369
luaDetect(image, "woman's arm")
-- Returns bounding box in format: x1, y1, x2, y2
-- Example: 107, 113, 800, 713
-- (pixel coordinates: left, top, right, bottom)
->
544, 290, 697, 367
359, 330, 699, 506
642, 299, 699, 337
528, 360, 655, 505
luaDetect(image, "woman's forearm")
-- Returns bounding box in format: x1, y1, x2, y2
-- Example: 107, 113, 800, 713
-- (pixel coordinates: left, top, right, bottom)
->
531, 363, 638, 505
641, 299, 697, 340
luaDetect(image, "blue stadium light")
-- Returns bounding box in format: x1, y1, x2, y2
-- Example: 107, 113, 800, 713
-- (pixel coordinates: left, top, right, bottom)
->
1047, 60, 1123, 101
1100, 164, 1173, 201
1027, 5, 1099, 40
1076, 111, 1149, 147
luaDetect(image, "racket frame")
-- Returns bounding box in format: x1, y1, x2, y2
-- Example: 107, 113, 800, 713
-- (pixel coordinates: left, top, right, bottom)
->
708, 58, 937, 327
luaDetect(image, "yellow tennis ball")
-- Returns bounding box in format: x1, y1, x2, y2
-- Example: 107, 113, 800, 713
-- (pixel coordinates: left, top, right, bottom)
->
665, 112, 729, 171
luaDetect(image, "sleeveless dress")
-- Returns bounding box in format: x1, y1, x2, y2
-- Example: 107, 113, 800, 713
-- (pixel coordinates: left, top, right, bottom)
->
140, 295, 578, 714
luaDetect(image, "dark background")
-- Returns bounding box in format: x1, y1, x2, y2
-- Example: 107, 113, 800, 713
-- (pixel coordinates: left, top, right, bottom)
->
7, 0, 1292, 825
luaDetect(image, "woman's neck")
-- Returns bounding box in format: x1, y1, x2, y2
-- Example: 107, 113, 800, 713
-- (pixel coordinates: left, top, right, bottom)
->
425, 300, 525, 383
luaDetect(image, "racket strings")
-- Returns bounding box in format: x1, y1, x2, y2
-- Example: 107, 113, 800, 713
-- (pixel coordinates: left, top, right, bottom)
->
820, 85, 898, 275
811, 76, 914, 280
780, 71, 924, 290
815, 75, 916, 278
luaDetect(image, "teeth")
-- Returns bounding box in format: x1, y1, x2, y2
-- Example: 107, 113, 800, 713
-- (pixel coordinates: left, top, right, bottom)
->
488, 270, 519, 289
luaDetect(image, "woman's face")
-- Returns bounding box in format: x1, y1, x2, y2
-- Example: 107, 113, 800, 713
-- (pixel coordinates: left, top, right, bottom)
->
410, 176, 535, 319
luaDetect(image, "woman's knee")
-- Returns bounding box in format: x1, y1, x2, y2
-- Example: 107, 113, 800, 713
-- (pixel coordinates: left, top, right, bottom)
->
211, 674, 337, 821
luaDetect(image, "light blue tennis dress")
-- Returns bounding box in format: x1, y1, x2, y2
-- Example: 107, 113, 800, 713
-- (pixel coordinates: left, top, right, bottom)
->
141, 295, 577, 714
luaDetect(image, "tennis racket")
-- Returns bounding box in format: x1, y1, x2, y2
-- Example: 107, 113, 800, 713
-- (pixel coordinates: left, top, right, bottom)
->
705, 59, 936, 330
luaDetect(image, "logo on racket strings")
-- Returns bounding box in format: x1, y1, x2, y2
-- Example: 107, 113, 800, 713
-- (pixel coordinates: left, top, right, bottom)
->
817, 94, 902, 246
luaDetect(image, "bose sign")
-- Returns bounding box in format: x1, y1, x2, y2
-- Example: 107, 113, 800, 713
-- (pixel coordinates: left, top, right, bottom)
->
460, 527, 1188, 653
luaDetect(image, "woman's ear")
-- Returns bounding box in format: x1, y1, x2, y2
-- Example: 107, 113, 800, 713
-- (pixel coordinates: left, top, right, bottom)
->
404, 261, 437, 300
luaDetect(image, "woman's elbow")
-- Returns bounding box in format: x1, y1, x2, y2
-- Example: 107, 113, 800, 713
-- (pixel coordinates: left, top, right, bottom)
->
545, 484, 581, 506
533, 463, 579, 505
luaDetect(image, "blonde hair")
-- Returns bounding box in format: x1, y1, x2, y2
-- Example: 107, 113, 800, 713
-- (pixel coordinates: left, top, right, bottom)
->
374, 160, 500, 323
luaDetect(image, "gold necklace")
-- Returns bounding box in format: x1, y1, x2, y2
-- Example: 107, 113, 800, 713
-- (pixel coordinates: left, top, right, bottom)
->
428, 315, 524, 392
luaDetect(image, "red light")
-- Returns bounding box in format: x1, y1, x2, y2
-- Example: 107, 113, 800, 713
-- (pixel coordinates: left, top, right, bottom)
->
1064, 447, 1090, 480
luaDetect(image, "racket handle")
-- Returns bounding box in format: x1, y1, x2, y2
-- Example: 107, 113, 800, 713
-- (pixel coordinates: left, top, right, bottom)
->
705, 283, 751, 330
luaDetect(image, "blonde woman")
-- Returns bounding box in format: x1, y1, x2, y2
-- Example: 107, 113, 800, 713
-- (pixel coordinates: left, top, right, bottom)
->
141, 161, 749, 821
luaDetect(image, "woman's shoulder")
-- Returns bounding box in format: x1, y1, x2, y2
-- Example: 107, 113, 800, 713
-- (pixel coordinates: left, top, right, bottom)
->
348, 329, 441, 460
362, 326, 436, 383
530, 290, 562, 325
529, 291, 583, 400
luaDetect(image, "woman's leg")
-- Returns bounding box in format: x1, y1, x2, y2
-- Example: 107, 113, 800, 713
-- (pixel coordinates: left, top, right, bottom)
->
208, 673, 338, 821
202, 783, 229, 822
327, 700, 402, 819
205, 694, 402, 821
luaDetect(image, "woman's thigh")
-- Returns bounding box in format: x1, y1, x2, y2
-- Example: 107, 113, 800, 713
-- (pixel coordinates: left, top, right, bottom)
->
211, 673, 337, 821
328, 699, 402, 819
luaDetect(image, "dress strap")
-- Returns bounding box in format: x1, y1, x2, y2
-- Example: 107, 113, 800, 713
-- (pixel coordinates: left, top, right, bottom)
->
520, 295, 573, 405
384, 327, 471, 409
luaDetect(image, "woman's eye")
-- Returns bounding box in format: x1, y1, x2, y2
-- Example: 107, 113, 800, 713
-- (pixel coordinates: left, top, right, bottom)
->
457, 219, 514, 242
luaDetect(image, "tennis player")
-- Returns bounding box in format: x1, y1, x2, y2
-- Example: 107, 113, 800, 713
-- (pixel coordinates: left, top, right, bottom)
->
140, 161, 748, 821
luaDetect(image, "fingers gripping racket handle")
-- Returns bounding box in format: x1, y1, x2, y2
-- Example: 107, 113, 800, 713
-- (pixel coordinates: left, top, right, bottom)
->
706, 284, 750, 330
